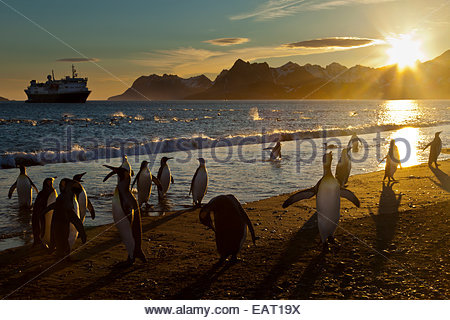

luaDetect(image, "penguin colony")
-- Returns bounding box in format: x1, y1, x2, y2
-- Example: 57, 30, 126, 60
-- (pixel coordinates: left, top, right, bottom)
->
6, 132, 443, 264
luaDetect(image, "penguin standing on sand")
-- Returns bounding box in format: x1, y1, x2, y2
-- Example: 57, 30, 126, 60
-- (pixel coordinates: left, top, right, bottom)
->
73, 173, 95, 222
264, 141, 281, 160
131, 160, 162, 207
41, 178, 87, 257
200, 194, 256, 263
335, 147, 351, 187
348, 133, 362, 153
423, 131, 442, 167
382, 140, 402, 182
190, 158, 208, 206
157, 157, 174, 198
32, 177, 57, 247
8, 165, 38, 208
103, 165, 146, 265
282, 152, 360, 252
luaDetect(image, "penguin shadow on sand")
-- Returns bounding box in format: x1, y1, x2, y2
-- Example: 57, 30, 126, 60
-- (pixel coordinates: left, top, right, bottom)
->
170, 259, 236, 299
253, 213, 326, 299
369, 181, 402, 273
428, 165, 450, 192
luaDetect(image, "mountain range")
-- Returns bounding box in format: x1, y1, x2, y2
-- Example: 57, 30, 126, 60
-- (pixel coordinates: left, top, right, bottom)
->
0, 96, 8, 101
108, 50, 450, 100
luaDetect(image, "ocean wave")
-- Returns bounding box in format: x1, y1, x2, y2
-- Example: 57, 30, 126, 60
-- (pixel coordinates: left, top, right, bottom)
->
0, 121, 448, 169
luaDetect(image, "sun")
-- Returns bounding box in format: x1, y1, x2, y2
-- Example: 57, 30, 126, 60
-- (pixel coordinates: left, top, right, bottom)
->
386, 33, 425, 69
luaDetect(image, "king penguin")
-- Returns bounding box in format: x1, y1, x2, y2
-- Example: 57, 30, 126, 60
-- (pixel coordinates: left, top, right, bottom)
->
383, 140, 401, 182
32, 177, 57, 247
73, 173, 95, 222
264, 141, 281, 160
8, 165, 38, 208
190, 158, 208, 206
157, 157, 174, 198
282, 152, 360, 251
348, 133, 361, 153
131, 160, 162, 207
200, 194, 256, 263
41, 178, 87, 257
335, 147, 351, 187
103, 165, 146, 265
423, 131, 442, 167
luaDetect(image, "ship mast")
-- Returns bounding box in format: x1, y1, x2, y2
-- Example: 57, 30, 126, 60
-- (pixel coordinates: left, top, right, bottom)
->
72, 64, 78, 78
52, 70, 55, 81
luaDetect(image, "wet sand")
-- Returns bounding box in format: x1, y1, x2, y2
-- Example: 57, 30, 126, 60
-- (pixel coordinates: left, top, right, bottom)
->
0, 160, 448, 299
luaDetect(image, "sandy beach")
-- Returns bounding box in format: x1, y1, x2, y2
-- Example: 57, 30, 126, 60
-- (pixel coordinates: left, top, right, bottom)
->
0, 160, 448, 300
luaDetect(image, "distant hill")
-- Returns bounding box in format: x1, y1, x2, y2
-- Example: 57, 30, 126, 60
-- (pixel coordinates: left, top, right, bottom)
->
108, 74, 212, 100
0, 96, 8, 101
108, 50, 450, 100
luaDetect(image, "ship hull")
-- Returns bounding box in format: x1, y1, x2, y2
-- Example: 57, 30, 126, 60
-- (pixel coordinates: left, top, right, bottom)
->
25, 91, 90, 103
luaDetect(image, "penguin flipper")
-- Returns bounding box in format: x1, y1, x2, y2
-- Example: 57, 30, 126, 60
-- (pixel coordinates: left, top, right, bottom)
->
422, 141, 432, 151
282, 187, 317, 208
131, 171, 139, 189
340, 188, 360, 207
189, 167, 200, 195
171, 176, 174, 184
40, 202, 56, 218
151, 175, 162, 189
232, 196, 256, 245
87, 199, 95, 219
69, 211, 87, 243
27, 177, 39, 193
8, 182, 17, 199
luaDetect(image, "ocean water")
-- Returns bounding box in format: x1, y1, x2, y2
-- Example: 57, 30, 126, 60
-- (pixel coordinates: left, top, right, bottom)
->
0, 99, 448, 250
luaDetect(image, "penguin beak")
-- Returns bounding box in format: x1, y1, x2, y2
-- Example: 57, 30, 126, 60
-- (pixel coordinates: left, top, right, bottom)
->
167, 157, 174, 160
103, 165, 117, 182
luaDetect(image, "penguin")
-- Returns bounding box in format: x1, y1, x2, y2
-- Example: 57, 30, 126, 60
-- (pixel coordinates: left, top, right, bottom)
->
157, 157, 174, 198
335, 147, 351, 187
32, 177, 57, 247
282, 152, 360, 252
41, 178, 87, 257
190, 158, 208, 206
120, 155, 134, 176
264, 141, 281, 160
8, 165, 38, 208
348, 133, 361, 153
73, 172, 95, 222
103, 165, 146, 265
423, 131, 442, 167
131, 160, 162, 207
382, 140, 402, 182
200, 194, 256, 263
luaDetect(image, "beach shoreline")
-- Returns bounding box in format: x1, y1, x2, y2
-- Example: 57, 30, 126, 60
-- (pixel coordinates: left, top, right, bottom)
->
0, 160, 448, 299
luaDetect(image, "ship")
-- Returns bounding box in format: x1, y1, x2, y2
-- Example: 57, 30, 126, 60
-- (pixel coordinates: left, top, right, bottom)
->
25, 65, 91, 103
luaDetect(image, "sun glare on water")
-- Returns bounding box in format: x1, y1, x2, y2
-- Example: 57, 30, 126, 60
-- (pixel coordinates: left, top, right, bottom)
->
386, 33, 425, 69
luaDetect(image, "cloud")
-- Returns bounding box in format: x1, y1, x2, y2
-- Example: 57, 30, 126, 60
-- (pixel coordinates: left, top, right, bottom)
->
56, 57, 99, 62
203, 37, 250, 46
230, 0, 397, 21
284, 37, 378, 48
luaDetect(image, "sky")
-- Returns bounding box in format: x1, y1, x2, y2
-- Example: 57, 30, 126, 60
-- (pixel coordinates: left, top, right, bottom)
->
0, 0, 448, 100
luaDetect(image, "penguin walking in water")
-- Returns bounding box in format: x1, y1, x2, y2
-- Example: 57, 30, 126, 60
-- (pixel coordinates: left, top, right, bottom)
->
8, 165, 38, 208
41, 178, 87, 257
73, 173, 95, 222
32, 177, 57, 247
382, 140, 402, 182
190, 158, 208, 207
335, 147, 351, 187
282, 152, 360, 252
423, 131, 442, 167
348, 133, 362, 153
131, 160, 162, 208
103, 165, 146, 265
121, 155, 134, 176
264, 141, 281, 160
200, 194, 256, 263
157, 157, 174, 198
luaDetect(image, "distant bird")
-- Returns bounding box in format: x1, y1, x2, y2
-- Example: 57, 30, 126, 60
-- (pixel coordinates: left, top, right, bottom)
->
41, 178, 86, 257
8, 165, 38, 208
131, 160, 162, 207
200, 194, 256, 263
264, 141, 281, 160
190, 158, 208, 206
32, 177, 57, 247
73, 172, 95, 221
104, 165, 146, 265
335, 147, 351, 187
282, 152, 360, 252
423, 131, 442, 167
382, 140, 402, 182
157, 157, 174, 198
348, 133, 362, 153
120, 155, 134, 176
